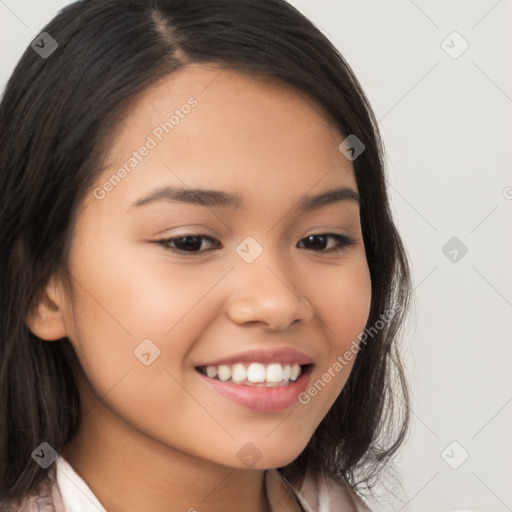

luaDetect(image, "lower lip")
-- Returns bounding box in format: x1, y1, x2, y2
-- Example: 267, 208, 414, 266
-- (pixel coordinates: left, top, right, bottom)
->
196, 365, 313, 412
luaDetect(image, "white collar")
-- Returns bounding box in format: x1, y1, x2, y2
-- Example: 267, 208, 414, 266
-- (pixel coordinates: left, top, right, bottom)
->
55, 456, 106, 512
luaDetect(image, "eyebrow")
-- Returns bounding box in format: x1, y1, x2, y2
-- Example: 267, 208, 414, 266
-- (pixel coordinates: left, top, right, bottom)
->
129, 185, 360, 213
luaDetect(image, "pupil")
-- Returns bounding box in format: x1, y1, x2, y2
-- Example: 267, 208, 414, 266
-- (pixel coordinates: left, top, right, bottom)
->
307, 235, 326, 250
177, 236, 201, 251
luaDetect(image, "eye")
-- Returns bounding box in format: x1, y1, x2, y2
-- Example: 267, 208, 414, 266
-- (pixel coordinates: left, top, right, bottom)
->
297, 233, 356, 253
155, 233, 356, 255
156, 235, 221, 253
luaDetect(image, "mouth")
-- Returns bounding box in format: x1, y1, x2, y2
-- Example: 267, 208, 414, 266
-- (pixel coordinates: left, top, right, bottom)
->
194, 362, 314, 412
195, 362, 310, 387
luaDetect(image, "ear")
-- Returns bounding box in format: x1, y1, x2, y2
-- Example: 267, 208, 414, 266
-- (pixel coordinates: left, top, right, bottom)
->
25, 276, 69, 341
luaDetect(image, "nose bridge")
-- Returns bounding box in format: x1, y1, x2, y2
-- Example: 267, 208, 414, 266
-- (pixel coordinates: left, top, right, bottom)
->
235, 234, 295, 293
227, 235, 313, 329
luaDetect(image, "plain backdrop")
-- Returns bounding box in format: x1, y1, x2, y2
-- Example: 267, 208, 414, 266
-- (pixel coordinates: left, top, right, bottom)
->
1, 1, 511, 511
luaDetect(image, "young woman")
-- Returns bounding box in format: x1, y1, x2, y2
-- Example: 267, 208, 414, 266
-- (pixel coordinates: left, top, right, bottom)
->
0, 0, 412, 510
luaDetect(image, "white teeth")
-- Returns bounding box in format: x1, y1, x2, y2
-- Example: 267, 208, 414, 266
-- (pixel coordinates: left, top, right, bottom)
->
231, 363, 247, 383
265, 363, 284, 383
290, 363, 301, 381
206, 366, 218, 379
201, 362, 306, 386
247, 363, 266, 383
217, 365, 231, 381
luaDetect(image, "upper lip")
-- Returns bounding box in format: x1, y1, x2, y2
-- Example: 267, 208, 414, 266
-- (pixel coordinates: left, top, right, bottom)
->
195, 348, 314, 367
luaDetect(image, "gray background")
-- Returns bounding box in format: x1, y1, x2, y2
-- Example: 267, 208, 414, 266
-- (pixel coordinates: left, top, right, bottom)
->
1, 1, 511, 510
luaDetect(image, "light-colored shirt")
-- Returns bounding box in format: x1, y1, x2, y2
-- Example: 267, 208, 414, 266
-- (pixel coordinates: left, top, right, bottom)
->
7, 454, 371, 511
54, 457, 105, 511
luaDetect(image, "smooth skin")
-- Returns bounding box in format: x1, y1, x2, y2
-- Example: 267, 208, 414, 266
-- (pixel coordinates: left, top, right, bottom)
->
27, 64, 372, 512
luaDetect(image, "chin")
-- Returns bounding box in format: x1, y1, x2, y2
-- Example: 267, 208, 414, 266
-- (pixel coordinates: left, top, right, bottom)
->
229, 437, 312, 471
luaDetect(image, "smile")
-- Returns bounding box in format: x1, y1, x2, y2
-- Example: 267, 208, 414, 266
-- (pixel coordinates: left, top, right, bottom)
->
195, 363, 314, 412
196, 362, 304, 387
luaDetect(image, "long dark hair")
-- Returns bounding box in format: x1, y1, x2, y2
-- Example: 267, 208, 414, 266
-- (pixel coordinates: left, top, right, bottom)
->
0, 0, 412, 503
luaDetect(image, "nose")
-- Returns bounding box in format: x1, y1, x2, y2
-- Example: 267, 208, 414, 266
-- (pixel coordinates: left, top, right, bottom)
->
226, 261, 314, 331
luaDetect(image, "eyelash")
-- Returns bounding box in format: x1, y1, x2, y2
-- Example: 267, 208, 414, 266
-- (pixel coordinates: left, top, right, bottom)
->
155, 233, 356, 254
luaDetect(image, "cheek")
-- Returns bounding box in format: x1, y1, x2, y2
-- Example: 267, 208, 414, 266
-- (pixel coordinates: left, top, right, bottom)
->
62, 257, 218, 445
309, 257, 372, 345
70, 240, 226, 341
298, 258, 371, 414
64, 246, 234, 410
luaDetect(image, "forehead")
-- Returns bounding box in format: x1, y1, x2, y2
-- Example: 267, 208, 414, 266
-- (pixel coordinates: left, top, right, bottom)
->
93, 63, 356, 210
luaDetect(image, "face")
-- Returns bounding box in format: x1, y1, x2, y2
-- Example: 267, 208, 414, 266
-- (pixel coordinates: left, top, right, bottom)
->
40, 64, 372, 470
